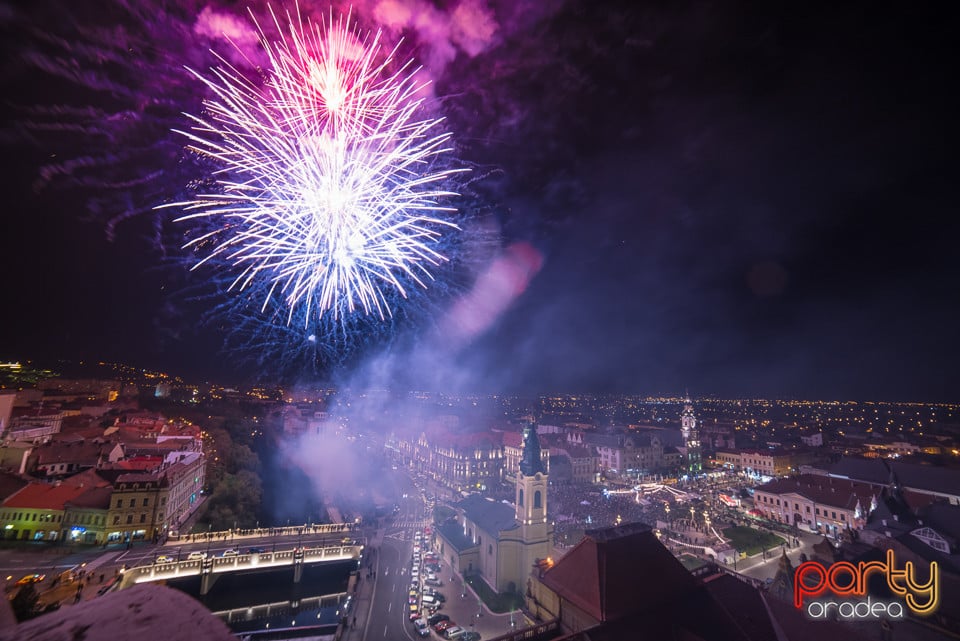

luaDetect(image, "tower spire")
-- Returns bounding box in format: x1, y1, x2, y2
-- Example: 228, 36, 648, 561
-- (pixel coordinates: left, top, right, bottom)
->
520, 420, 545, 477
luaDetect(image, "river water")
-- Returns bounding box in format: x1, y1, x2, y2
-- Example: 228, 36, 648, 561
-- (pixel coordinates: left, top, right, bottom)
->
166, 559, 355, 638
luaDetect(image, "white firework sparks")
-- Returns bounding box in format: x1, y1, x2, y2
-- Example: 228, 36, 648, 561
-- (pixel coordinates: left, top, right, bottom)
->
161, 6, 462, 324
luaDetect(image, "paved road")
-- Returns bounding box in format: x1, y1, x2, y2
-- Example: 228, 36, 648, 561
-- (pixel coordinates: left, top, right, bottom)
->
360, 468, 422, 641
341, 467, 531, 641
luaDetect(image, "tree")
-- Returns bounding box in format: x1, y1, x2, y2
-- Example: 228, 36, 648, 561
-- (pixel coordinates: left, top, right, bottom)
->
198, 469, 264, 530
10, 583, 41, 622
228, 443, 260, 474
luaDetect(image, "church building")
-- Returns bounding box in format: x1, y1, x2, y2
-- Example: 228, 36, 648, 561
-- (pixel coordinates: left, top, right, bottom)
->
435, 422, 553, 594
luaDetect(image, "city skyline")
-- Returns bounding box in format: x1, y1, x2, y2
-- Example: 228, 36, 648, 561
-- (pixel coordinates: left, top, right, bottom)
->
1, 1, 957, 402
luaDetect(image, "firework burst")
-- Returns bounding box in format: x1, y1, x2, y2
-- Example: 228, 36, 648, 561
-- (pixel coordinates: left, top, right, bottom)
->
162, 6, 463, 326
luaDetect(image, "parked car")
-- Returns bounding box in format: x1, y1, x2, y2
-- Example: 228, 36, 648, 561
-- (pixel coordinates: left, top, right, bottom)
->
461, 632, 481, 641
427, 613, 450, 626
425, 578, 443, 587
413, 617, 430, 637
433, 621, 452, 633
445, 625, 466, 639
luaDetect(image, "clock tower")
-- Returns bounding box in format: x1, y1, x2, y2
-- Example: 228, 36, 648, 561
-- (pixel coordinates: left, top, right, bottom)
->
681, 397, 702, 475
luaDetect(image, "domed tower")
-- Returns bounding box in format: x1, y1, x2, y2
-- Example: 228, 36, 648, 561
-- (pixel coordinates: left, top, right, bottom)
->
681, 396, 702, 475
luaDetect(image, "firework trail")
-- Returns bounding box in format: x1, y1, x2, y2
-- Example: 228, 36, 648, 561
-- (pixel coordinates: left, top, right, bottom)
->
5, 0, 550, 378
162, 6, 464, 327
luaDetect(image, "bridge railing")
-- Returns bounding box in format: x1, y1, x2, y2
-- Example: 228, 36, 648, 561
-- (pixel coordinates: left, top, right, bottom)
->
214, 591, 347, 624
126, 545, 362, 582
167, 522, 360, 544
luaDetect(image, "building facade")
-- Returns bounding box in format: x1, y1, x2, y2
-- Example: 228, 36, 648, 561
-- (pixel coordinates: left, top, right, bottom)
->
752, 475, 875, 537
557, 443, 598, 484
715, 448, 805, 478
592, 432, 673, 477
0, 469, 112, 542
104, 450, 206, 543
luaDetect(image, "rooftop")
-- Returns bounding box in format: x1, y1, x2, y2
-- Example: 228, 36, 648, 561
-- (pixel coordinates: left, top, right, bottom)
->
541, 522, 696, 622
456, 495, 518, 538
755, 475, 876, 511
829, 456, 960, 497
436, 519, 478, 553
2, 469, 112, 510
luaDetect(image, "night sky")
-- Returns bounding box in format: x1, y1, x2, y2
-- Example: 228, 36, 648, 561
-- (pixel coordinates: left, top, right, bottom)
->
1, 0, 957, 401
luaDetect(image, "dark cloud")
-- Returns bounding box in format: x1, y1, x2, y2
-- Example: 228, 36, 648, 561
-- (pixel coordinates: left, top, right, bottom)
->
0, 0, 957, 400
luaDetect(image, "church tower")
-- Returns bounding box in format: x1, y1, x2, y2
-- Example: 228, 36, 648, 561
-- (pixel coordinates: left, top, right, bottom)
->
681, 396, 702, 475
516, 421, 551, 563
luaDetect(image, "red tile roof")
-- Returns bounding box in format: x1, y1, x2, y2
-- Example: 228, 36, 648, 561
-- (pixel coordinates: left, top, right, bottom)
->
110, 457, 163, 472
755, 475, 876, 511
34, 440, 116, 465
2, 469, 112, 510
0, 471, 30, 502
65, 484, 113, 510
540, 522, 697, 622
539, 528, 796, 641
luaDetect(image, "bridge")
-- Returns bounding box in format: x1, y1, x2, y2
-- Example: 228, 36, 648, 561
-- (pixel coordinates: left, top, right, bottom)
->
213, 591, 346, 630
119, 545, 362, 595
166, 521, 359, 545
